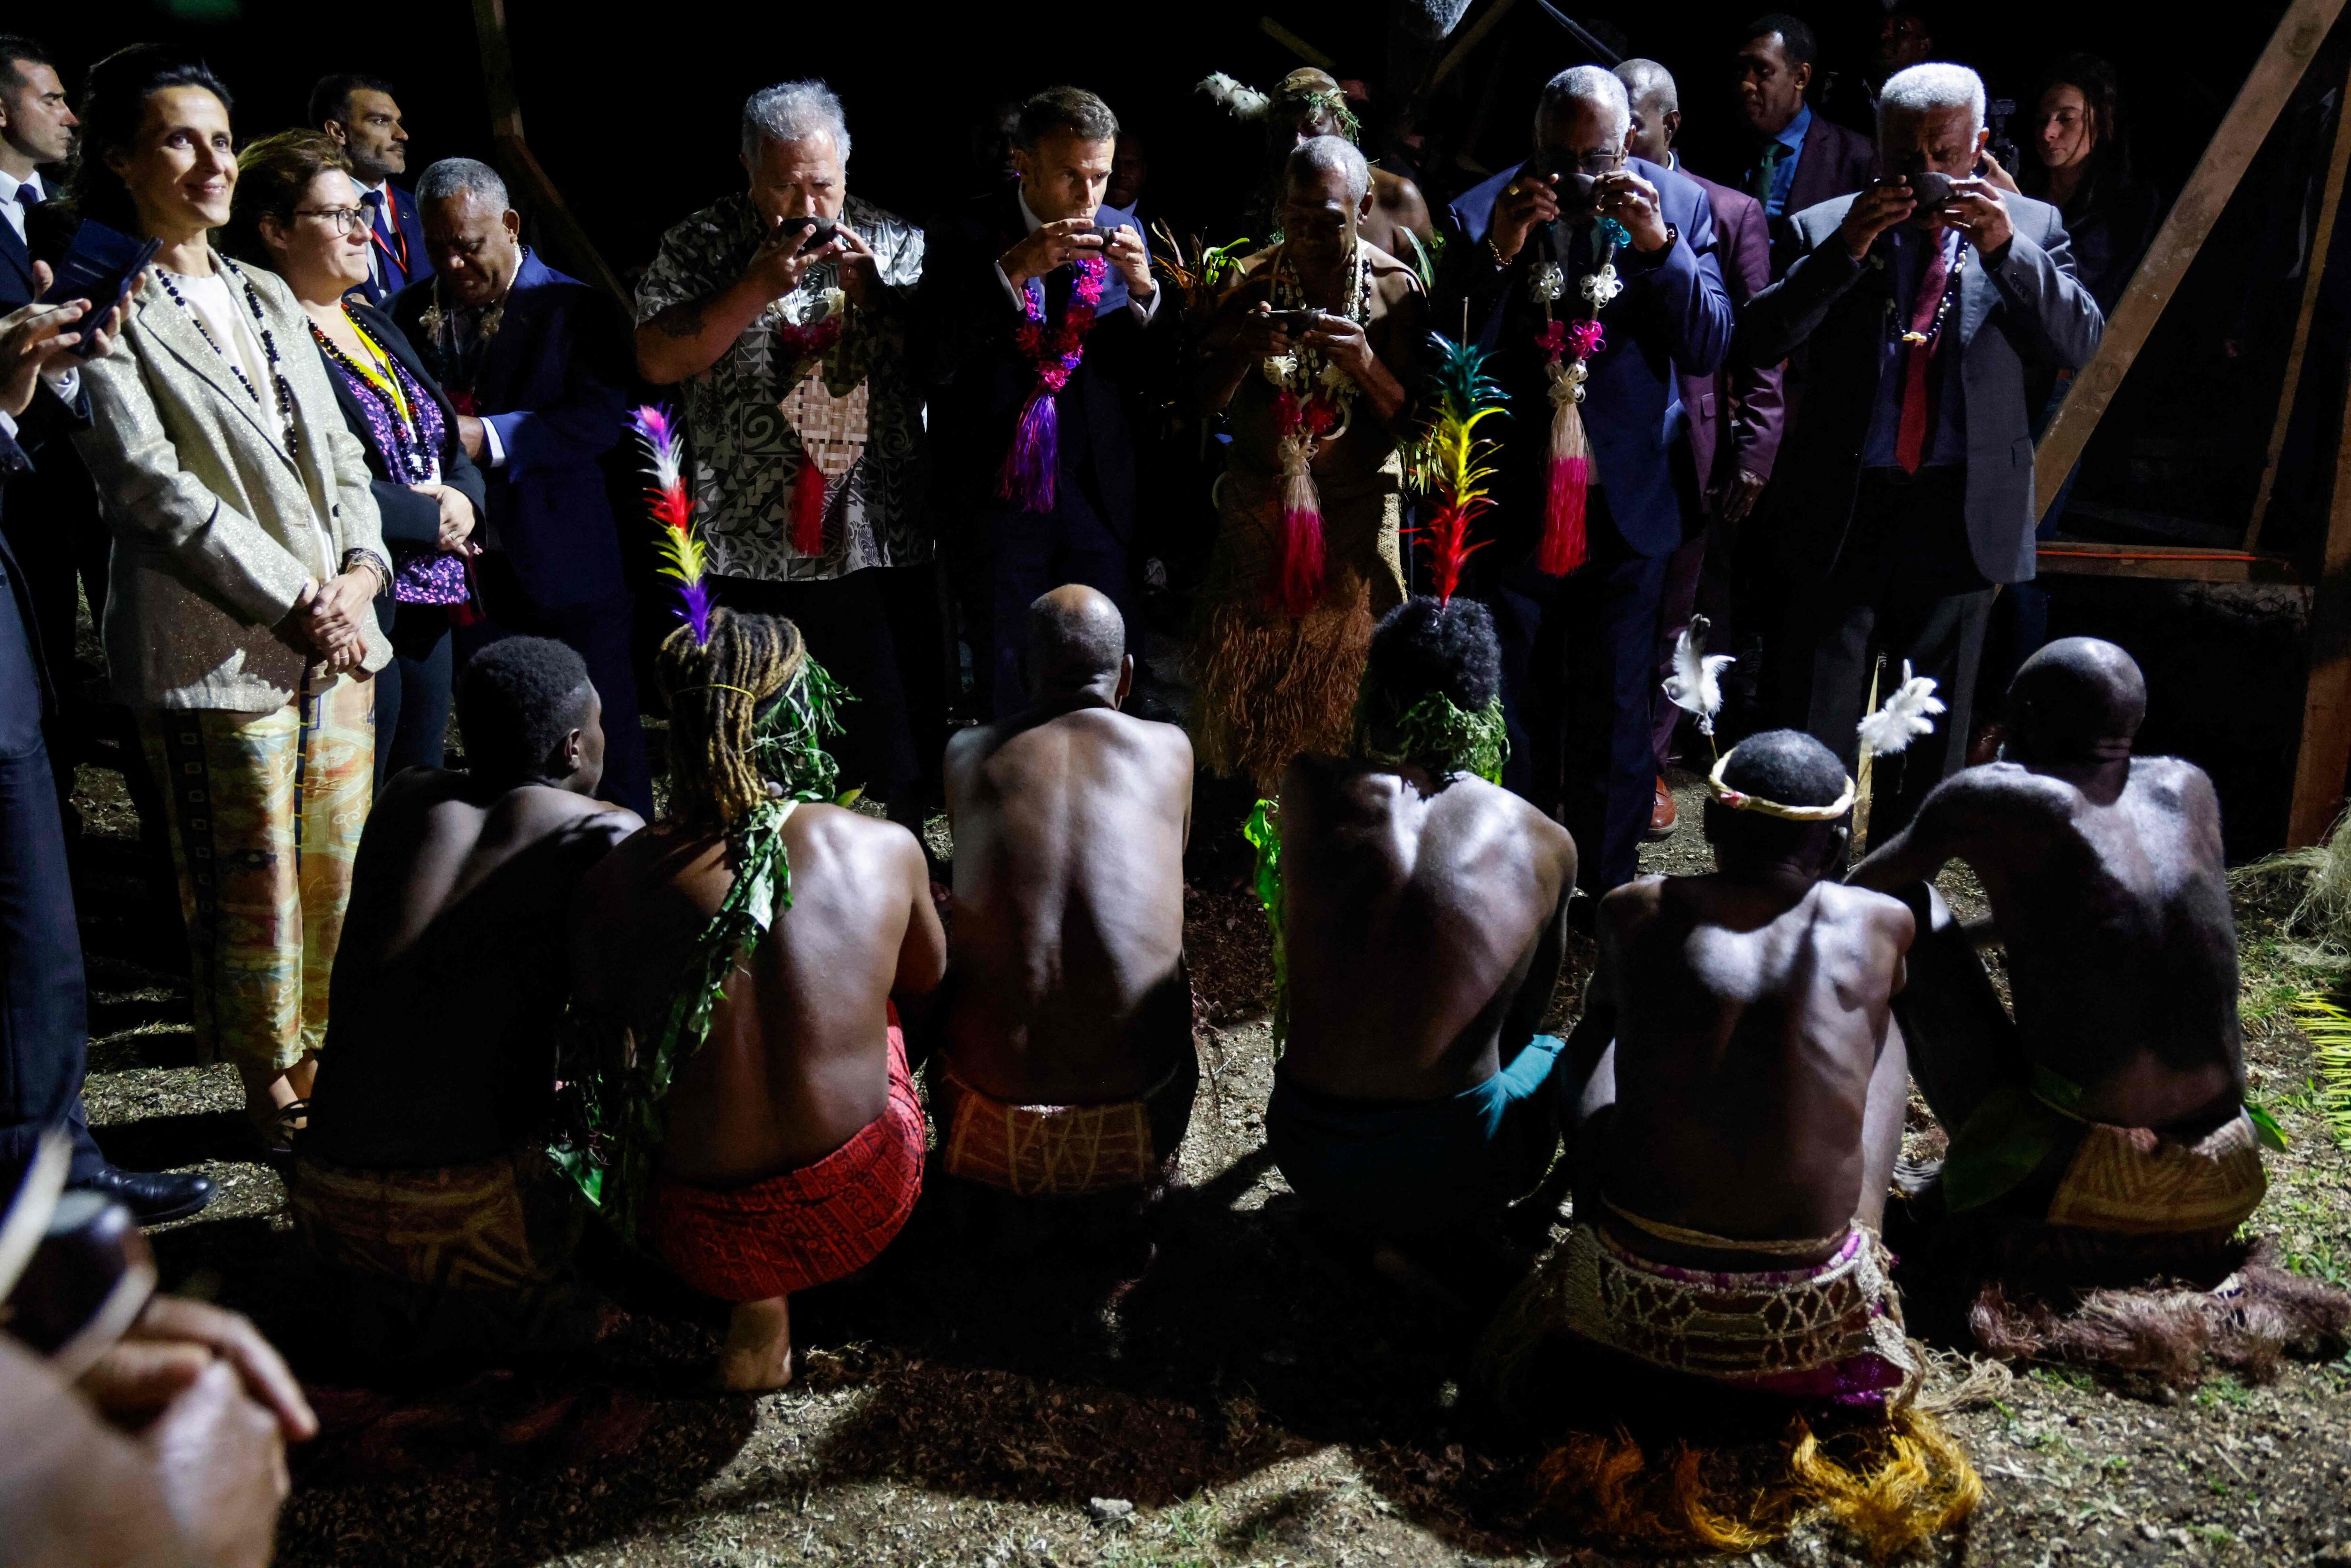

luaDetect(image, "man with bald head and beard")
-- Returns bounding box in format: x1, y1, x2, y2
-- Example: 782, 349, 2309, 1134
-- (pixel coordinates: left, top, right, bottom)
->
1849, 638, 2267, 1244
932, 584, 1196, 1228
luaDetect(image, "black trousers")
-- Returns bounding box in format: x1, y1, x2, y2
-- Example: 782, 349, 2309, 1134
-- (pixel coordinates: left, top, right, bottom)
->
370, 608, 456, 787
1779, 468, 1995, 841
1489, 494, 1670, 895
966, 483, 1131, 719
0, 551, 101, 1185
455, 555, 654, 819
711, 565, 948, 805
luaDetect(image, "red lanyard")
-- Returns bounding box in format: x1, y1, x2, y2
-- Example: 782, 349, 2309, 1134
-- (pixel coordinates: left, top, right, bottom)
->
369, 187, 410, 281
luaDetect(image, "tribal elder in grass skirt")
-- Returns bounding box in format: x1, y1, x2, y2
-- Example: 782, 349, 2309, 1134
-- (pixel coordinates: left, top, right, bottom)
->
570, 608, 946, 1391
66, 49, 391, 1153
1190, 136, 1425, 794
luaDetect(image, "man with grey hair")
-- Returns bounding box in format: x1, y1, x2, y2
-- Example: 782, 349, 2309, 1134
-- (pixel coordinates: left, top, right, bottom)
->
389, 157, 652, 816
1740, 60, 2103, 840
1441, 62, 1732, 902
634, 79, 939, 838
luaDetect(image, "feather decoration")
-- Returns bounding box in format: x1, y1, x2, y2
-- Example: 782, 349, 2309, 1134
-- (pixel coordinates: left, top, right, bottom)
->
1661, 613, 1736, 740
1857, 660, 1946, 757
1408, 331, 1508, 604
630, 403, 711, 645
1199, 72, 1272, 120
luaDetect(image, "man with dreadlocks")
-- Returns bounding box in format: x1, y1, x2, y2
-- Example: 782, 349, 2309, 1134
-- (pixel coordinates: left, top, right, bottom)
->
1505, 729, 1919, 1403
571, 608, 946, 1390
933, 585, 1196, 1226
1189, 136, 1426, 794
1265, 595, 1577, 1272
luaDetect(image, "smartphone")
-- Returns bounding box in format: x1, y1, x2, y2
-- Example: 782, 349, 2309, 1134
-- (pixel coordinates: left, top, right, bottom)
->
37, 220, 159, 358
778, 216, 838, 246
1264, 308, 1323, 331
1876, 171, 1956, 209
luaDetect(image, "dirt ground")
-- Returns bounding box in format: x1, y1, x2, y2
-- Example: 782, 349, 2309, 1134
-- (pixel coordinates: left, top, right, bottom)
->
68, 757, 2351, 1568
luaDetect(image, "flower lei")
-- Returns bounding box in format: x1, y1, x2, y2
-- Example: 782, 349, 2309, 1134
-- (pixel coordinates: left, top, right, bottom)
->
1260, 244, 1372, 618
996, 253, 1108, 513
773, 276, 862, 559
1530, 216, 1628, 576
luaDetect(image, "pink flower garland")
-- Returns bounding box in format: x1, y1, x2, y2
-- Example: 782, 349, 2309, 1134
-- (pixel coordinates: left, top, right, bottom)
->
997, 256, 1108, 513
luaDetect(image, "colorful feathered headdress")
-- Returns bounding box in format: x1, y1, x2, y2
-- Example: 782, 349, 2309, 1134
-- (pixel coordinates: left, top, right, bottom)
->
630, 404, 711, 646
1410, 331, 1507, 605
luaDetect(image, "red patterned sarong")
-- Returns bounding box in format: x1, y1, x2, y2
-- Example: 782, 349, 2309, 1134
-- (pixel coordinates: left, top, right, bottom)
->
651, 1024, 924, 1302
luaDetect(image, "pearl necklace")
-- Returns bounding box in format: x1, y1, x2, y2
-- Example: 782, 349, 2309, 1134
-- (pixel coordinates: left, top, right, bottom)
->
154, 259, 300, 458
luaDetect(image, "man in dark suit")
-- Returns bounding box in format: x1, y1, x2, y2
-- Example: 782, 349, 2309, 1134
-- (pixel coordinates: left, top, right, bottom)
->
1734, 14, 1874, 247
1444, 66, 1733, 898
924, 86, 1170, 717
1740, 63, 2103, 838
1618, 58, 1785, 834
0, 272, 215, 1221
391, 158, 652, 817
312, 72, 431, 307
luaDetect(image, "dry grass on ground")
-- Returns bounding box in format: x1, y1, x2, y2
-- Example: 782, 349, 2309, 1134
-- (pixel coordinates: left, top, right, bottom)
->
69, 766, 2351, 1567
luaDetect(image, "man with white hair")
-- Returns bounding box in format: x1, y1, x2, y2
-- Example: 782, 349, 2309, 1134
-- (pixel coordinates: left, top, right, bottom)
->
1740, 62, 2103, 841
390, 157, 652, 816
1442, 64, 1733, 903
635, 81, 938, 838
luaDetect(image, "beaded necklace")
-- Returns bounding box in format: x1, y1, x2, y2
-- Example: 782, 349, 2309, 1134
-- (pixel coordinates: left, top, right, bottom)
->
155, 258, 300, 457
1890, 235, 1969, 349
1257, 242, 1373, 618
313, 305, 434, 482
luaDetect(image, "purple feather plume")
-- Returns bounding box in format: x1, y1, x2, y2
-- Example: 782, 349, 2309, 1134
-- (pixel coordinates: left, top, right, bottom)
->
995, 386, 1061, 514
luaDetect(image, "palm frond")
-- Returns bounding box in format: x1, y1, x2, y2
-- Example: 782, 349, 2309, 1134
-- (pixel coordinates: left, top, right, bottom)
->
2288, 990, 2351, 1146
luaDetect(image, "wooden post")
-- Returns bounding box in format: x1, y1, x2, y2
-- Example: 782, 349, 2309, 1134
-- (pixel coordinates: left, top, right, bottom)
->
468, 0, 629, 308
2035, 0, 2346, 522
1428, 0, 1522, 90
2248, 50, 2351, 550
2287, 350, 2351, 846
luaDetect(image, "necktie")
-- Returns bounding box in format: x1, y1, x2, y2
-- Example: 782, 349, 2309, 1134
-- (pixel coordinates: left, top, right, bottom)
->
16, 181, 39, 210
1895, 236, 1956, 475
361, 188, 390, 287
1750, 141, 1784, 204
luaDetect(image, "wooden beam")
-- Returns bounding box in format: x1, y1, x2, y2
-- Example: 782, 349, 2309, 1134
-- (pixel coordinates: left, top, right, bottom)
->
2035, 544, 2302, 584
2288, 349, 2351, 845
2248, 50, 2351, 550
1428, 0, 1522, 90
2035, 0, 2346, 523
468, 0, 628, 308
1259, 16, 1338, 73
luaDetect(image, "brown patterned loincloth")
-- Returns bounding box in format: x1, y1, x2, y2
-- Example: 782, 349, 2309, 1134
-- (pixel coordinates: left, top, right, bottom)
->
935, 1057, 1188, 1197
2043, 1112, 2267, 1237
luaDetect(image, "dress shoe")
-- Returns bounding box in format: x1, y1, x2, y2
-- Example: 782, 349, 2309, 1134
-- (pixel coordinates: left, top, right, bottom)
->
70, 1166, 218, 1228
1647, 775, 1678, 839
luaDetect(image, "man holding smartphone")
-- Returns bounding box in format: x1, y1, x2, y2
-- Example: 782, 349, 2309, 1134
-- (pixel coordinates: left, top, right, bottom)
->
1739, 63, 2103, 840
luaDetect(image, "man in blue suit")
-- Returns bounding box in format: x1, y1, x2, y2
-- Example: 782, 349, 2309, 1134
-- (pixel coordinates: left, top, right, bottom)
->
1445, 66, 1733, 898
312, 72, 431, 307
924, 86, 1171, 717
390, 158, 652, 817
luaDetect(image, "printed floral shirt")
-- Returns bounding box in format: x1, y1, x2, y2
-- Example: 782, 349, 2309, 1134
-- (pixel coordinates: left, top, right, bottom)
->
634, 191, 928, 581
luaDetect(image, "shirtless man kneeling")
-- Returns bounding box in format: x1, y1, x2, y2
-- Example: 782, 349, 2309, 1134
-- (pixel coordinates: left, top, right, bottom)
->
1849, 638, 2267, 1244
934, 587, 1196, 1224
1269, 597, 1578, 1267
572, 610, 946, 1390
297, 638, 643, 1360
1514, 730, 1920, 1403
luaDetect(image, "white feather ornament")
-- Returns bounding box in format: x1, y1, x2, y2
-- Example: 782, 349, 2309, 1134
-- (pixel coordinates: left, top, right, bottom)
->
1199, 73, 1272, 120
1661, 614, 1736, 738
1856, 661, 1946, 756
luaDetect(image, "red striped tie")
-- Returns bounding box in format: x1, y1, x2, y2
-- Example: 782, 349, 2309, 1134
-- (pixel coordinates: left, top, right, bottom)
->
1895, 237, 1955, 475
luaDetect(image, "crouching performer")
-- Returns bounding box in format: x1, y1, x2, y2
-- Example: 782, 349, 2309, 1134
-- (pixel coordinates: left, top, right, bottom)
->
1265, 596, 1578, 1273
934, 587, 1197, 1229
1850, 638, 2350, 1381
1485, 731, 1974, 1559
571, 609, 947, 1389
295, 638, 643, 1362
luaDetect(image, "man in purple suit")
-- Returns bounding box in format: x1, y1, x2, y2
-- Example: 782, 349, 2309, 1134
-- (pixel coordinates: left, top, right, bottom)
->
1735, 14, 1874, 255
1618, 59, 1785, 834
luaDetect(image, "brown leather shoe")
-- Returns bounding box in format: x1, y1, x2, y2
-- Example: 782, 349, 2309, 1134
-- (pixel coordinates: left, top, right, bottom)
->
1647, 775, 1677, 839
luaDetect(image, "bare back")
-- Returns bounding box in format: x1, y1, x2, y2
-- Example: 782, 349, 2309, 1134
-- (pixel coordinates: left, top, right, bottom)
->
572, 804, 945, 1185
1596, 875, 1913, 1255
941, 702, 1194, 1101
1880, 757, 2242, 1127
1280, 757, 1576, 1100
308, 772, 642, 1167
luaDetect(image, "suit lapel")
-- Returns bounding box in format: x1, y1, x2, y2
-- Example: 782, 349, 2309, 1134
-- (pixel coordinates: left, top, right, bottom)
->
136, 276, 300, 465
1957, 240, 1993, 347
0, 220, 33, 302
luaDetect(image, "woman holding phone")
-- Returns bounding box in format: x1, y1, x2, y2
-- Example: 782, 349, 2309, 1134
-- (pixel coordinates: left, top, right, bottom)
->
228, 129, 484, 788
65, 46, 390, 1155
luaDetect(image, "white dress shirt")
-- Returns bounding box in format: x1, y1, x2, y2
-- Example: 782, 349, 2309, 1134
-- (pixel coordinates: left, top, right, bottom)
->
0, 168, 44, 245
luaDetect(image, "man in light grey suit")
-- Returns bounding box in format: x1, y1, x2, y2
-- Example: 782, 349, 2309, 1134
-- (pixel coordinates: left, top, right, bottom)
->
1740, 62, 2102, 838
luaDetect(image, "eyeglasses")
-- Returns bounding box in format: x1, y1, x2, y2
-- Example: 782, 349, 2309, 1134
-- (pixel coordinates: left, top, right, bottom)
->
1561, 149, 1625, 175
292, 205, 368, 234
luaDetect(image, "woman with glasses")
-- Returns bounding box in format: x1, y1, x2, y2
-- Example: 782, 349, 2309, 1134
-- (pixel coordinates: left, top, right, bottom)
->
64, 47, 390, 1154
228, 130, 483, 788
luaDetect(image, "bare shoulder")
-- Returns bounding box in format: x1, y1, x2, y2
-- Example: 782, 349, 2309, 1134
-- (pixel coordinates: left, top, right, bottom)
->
794, 801, 925, 879
1600, 874, 1666, 938
1457, 775, 1574, 862
1815, 879, 1917, 948
2126, 754, 2218, 813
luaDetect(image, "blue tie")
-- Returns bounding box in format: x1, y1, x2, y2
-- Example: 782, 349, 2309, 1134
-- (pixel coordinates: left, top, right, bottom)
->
361, 188, 394, 287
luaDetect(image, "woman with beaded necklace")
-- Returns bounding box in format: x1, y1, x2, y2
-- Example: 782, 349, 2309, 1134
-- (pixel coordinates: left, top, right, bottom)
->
65, 46, 390, 1154
228, 129, 484, 790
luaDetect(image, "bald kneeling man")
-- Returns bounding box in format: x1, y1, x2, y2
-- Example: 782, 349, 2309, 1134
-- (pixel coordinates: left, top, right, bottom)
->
296, 638, 642, 1361
1849, 638, 2267, 1242
1270, 597, 1578, 1256
933, 586, 1197, 1219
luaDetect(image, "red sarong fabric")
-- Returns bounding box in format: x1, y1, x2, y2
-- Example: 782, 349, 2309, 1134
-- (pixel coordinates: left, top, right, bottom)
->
651, 1024, 923, 1302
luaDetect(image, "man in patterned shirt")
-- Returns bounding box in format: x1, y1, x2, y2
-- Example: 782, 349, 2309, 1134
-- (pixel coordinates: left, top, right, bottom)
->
636, 80, 939, 835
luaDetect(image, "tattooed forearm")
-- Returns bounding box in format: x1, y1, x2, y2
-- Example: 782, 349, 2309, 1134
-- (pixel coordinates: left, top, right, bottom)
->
650, 297, 712, 339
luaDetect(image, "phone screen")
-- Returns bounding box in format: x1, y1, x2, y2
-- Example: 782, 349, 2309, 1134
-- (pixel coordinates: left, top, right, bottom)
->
38, 221, 159, 358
